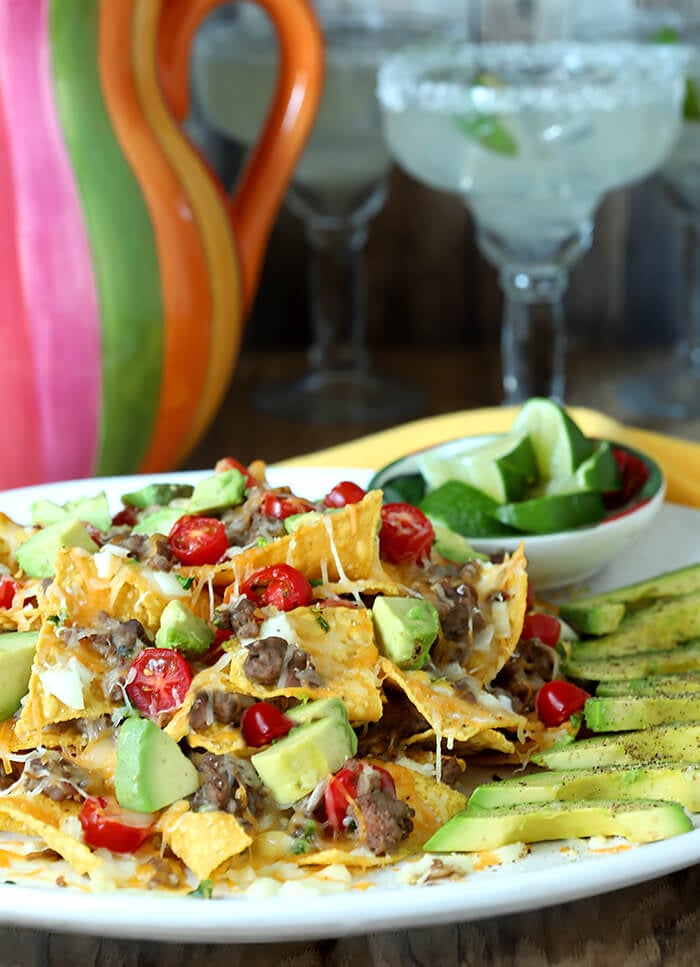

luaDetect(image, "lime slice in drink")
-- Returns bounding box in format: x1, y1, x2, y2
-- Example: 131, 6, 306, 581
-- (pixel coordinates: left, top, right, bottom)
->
543, 441, 622, 496
419, 433, 536, 504
511, 398, 594, 481
492, 492, 606, 534
419, 481, 515, 538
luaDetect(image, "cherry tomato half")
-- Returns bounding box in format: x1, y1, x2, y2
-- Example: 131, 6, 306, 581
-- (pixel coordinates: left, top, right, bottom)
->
324, 761, 396, 831
240, 701, 295, 747
79, 796, 154, 853
535, 680, 590, 727
322, 481, 367, 509
0, 577, 18, 609
603, 447, 650, 510
215, 457, 257, 489
111, 506, 139, 528
261, 492, 316, 520
379, 503, 435, 565
241, 564, 313, 612
168, 515, 228, 566
125, 648, 193, 719
520, 612, 561, 648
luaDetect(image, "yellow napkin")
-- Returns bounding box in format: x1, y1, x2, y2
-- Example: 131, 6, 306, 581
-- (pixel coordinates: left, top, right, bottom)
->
280, 406, 700, 509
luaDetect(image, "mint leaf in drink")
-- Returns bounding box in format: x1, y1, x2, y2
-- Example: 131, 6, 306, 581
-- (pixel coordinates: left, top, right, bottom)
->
651, 27, 700, 122
453, 71, 518, 157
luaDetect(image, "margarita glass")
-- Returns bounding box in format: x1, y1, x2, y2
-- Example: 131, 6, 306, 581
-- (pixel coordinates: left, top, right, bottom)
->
193, 2, 465, 423
377, 41, 687, 402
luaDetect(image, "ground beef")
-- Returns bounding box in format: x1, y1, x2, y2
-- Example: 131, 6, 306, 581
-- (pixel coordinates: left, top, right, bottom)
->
190, 752, 267, 823
213, 597, 260, 639
425, 574, 487, 670
22, 751, 93, 802
58, 613, 147, 662
243, 636, 323, 688
220, 488, 287, 546
188, 690, 255, 732
108, 532, 177, 571
349, 765, 414, 855
492, 637, 556, 713
357, 692, 429, 758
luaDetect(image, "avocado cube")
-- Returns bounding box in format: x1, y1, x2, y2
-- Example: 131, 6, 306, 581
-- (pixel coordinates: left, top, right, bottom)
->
16, 518, 99, 578
132, 507, 186, 537
188, 470, 246, 514
115, 717, 199, 813
372, 596, 440, 670
0, 630, 39, 721
155, 600, 214, 655
121, 483, 194, 510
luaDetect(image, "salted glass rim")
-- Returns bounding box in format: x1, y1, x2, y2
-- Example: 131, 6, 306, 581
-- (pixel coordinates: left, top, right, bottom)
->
376, 41, 690, 115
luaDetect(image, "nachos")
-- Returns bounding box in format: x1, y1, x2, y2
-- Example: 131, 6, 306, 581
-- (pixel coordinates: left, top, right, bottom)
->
0, 459, 534, 894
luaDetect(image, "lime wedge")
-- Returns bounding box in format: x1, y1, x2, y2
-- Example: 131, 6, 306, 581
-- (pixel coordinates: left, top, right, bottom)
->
543, 441, 622, 496
492, 492, 606, 534
419, 433, 536, 504
419, 481, 515, 538
511, 398, 593, 481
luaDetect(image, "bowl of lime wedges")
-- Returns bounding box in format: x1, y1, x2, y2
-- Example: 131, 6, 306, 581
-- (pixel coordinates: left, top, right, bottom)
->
368, 399, 665, 591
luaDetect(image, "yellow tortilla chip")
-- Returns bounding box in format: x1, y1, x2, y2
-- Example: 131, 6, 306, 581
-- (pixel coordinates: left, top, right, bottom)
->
380, 659, 525, 746
0, 513, 34, 570
0, 794, 101, 876
297, 762, 466, 868
159, 802, 252, 881
226, 605, 383, 725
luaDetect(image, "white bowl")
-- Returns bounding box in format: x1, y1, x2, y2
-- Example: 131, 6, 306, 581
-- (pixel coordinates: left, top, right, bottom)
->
368, 435, 666, 591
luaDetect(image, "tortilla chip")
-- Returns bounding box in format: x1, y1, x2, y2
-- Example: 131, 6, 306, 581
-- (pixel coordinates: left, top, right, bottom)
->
380, 659, 525, 746
297, 762, 466, 868
0, 794, 101, 876
0, 513, 34, 570
159, 802, 252, 881
226, 605, 383, 725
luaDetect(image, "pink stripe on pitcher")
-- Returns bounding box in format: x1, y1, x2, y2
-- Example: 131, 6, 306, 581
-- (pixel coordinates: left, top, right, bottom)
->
0, 85, 42, 489
0, 0, 101, 482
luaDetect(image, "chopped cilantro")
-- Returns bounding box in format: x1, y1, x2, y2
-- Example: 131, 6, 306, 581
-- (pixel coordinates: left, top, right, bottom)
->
188, 878, 214, 898
313, 609, 330, 633
255, 537, 270, 548
176, 575, 195, 590
47, 610, 69, 626
309, 578, 324, 587
291, 822, 318, 855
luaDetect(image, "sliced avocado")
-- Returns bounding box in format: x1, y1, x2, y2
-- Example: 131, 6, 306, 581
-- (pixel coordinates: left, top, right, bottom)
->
16, 518, 99, 578
285, 696, 349, 726
31, 492, 111, 533
371, 595, 440, 670
154, 600, 214, 655
584, 693, 700, 732
468, 762, 700, 811
562, 638, 700, 683
597, 673, 700, 697
132, 507, 186, 537
532, 722, 700, 770
187, 470, 246, 515
0, 630, 39, 721
115, 716, 199, 813
251, 712, 357, 806
432, 524, 488, 563
568, 593, 700, 660
121, 482, 194, 510
284, 510, 322, 534
423, 799, 692, 852
559, 563, 700, 636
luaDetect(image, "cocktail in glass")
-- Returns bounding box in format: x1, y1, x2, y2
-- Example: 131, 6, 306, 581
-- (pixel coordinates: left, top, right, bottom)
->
377, 39, 687, 402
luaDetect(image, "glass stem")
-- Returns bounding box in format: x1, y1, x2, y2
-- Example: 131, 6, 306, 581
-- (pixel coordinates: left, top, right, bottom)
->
680, 216, 700, 375
499, 265, 568, 403
305, 220, 370, 375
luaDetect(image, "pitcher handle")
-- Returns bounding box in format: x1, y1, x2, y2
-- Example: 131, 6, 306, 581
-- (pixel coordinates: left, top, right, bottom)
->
157, 0, 324, 311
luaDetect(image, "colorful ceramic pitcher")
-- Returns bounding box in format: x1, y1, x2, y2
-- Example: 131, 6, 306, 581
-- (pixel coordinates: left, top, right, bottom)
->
0, 0, 323, 488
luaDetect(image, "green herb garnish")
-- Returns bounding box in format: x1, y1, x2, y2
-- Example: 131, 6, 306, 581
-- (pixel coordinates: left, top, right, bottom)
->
176, 575, 195, 590
188, 878, 214, 899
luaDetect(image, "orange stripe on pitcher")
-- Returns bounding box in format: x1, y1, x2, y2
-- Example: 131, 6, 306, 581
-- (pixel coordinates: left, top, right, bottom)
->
99, 0, 212, 473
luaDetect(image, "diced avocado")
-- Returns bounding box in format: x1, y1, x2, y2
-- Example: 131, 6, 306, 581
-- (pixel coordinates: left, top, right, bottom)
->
559, 563, 700, 637
0, 630, 39, 721
562, 638, 700, 683
16, 518, 99, 578
468, 762, 700, 811
597, 673, 700, 697
121, 482, 194, 509
187, 470, 246, 515
423, 799, 692, 852
432, 524, 488, 563
115, 716, 199, 813
568, 593, 700, 660
285, 697, 349, 726
532, 722, 700, 770
31, 492, 112, 533
584, 693, 700, 732
371, 595, 440, 670
154, 600, 214, 655
132, 507, 186, 537
284, 511, 322, 534
251, 712, 357, 807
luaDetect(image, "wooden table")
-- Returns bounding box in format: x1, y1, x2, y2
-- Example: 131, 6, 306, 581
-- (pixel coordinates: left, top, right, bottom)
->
4, 348, 699, 966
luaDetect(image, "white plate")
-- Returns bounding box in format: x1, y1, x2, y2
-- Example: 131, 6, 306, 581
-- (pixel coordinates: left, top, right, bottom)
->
0, 467, 699, 944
